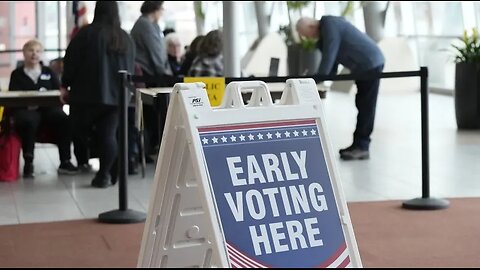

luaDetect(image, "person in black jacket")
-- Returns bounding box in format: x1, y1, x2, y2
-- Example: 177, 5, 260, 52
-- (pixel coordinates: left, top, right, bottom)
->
165, 32, 183, 76
9, 39, 78, 178
179, 35, 204, 76
61, 1, 135, 188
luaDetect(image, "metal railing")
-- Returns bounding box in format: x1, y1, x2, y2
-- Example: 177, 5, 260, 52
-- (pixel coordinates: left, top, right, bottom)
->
101, 67, 449, 225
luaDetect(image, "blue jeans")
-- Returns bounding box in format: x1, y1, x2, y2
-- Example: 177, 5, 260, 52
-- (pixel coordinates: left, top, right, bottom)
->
353, 65, 384, 150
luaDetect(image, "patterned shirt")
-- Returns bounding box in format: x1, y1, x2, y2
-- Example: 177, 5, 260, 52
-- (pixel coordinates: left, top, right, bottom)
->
188, 54, 224, 77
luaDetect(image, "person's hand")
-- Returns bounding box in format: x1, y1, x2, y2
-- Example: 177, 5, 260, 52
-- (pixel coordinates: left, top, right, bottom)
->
59, 86, 69, 104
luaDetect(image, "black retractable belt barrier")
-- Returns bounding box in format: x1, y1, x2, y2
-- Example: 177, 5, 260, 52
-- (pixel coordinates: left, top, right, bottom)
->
402, 67, 449, 210
122, 67, 448, 217
98, 71, 146, 224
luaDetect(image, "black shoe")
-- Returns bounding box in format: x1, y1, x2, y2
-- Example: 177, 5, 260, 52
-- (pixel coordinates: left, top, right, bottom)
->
78, 163, 93, 173
91, 174, 112, 188
340, 146, 370, 160
339, 144, 358, 155
128, 160, 139, 175
23, 162, 34, 178
109, 161, 118, 186
145, 155, 155, 164
58, 161, 79, 175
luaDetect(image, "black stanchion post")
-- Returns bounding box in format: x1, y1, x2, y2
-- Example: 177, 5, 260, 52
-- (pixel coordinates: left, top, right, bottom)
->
118, 70, 130, 212
98, 70, 147, 224
402, 67, 450, 210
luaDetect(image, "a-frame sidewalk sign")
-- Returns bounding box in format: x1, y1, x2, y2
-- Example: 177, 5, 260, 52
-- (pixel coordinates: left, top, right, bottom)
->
138, 79, 362, 268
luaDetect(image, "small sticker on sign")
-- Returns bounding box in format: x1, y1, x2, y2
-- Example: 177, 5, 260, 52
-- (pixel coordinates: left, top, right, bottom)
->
190, 97, 204, 107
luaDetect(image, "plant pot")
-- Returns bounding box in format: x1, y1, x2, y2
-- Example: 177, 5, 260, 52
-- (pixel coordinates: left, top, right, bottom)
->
287, 44, 321, 76
287, 44, 301, 76
299, 49, 321, 76
454, 63, 480, 129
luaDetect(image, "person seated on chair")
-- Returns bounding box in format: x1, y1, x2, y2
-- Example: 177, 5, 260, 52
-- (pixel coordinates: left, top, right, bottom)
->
179, 35, 204, 76
165, 32, 183, 77
8, 39, 78, 178
188, 30, 224, 77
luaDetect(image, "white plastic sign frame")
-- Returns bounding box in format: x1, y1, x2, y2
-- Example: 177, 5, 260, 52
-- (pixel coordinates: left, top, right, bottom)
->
138, 79, 362, 268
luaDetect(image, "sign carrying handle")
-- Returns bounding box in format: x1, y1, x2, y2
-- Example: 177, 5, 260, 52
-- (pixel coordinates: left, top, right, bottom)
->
173, 82, 206, 92
280, 78, 321, 105
219, 82, 245, 109
243, 81, 273, 107
220, 81, 273, 109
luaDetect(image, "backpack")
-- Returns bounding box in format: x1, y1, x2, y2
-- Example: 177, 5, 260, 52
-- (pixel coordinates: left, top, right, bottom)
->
0, 116, 21, 182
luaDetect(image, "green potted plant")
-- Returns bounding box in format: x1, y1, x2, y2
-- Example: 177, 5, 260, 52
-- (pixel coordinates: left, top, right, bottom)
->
451, 28, 480, 129
278, 1, 320, 76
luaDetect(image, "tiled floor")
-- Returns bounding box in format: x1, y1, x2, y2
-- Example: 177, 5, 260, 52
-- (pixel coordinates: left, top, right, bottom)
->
0, 90, 479, 225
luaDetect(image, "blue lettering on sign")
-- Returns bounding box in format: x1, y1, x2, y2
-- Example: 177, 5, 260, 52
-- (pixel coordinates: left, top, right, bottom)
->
199, 119, 351, 268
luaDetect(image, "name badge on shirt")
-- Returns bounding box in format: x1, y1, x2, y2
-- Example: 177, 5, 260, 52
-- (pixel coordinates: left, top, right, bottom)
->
40, 73, 51, 80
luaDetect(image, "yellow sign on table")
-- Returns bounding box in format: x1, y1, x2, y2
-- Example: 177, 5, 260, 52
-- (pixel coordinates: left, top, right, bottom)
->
0, 107, 3, 122
184, 77, 225, 106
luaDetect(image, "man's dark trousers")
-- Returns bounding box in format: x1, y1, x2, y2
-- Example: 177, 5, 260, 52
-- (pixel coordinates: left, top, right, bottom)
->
353, 64, 384, 151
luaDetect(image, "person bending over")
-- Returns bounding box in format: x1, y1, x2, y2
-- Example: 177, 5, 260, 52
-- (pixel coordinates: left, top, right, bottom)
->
296, 16, 385, 160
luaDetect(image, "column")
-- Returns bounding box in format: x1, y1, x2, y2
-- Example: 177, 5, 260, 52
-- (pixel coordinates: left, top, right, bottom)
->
223, 1, 241, 77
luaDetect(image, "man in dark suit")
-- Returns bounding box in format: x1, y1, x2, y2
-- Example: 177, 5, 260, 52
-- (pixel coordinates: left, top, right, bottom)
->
297, 16, 385, 160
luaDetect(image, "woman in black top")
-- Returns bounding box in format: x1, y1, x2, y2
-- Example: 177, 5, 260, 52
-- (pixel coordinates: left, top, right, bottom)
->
188, 30, 224, 77
61, 1, 135, 188
179, 35, 204, 76
9, 39, 78, 178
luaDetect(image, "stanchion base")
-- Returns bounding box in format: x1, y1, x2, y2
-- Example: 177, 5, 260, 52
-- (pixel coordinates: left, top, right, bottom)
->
402, 197, 450, 210
98, 209, 146, 224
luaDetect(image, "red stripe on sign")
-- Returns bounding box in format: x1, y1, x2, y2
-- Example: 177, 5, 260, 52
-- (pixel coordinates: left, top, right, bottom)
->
227, 245, 256, 268
317, 242, 347, 268
229, 260, 242, 268
227, 243, 268, 268
198, 119, 316, 133
228, 254, 251, 268
337, 256, 351, 268
227, 245, 264, 268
